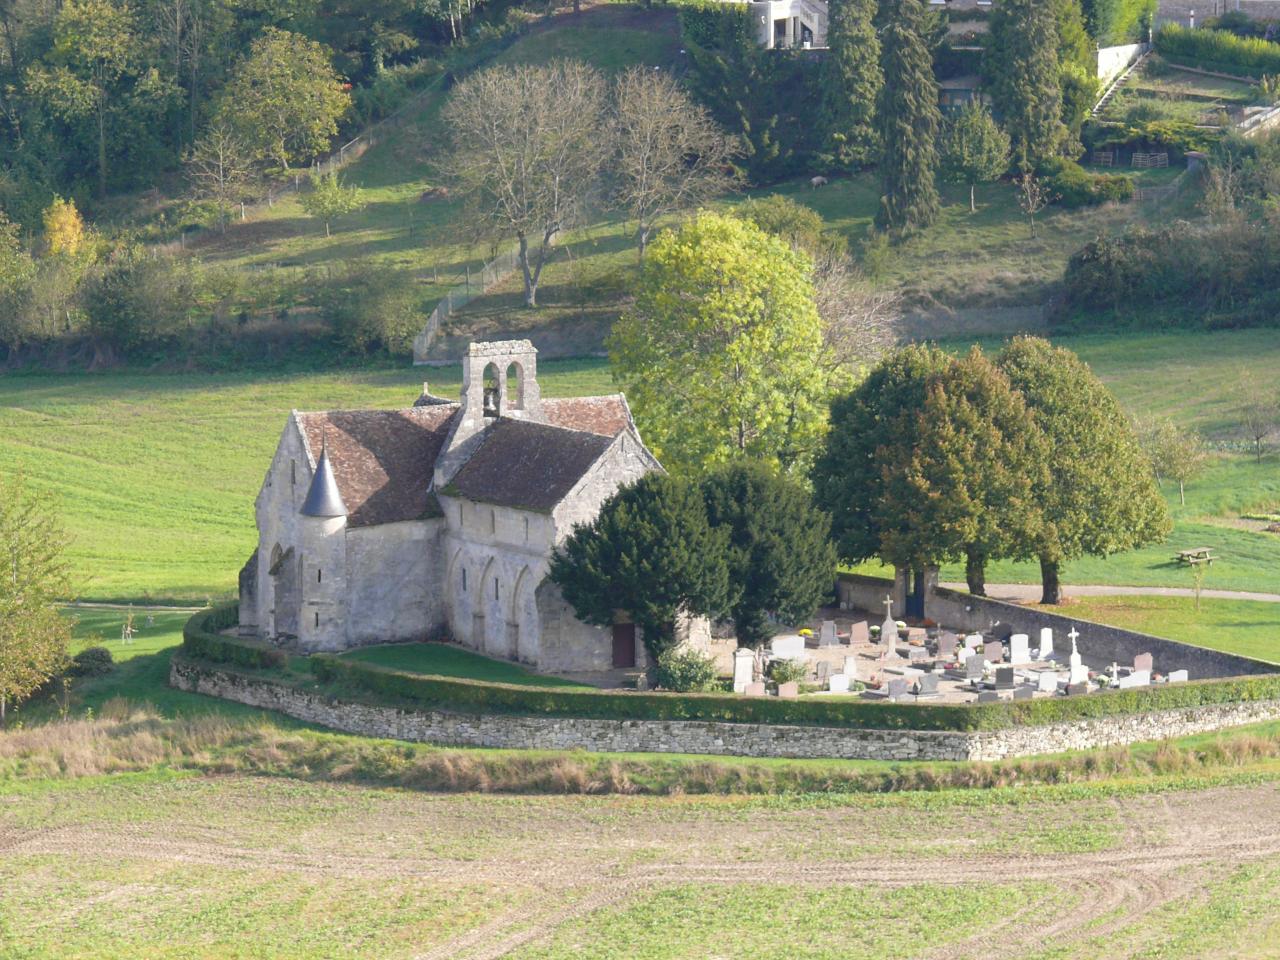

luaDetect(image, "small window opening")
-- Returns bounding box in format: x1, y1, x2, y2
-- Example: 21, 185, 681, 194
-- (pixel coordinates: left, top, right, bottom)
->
462, 568, 467, 592
314, 611, 320, 628
523, 517, 529, 542
490, 509, 496, 535
291, 459, 297, 485
317, 568, 322, 584
494, 578, 500, 601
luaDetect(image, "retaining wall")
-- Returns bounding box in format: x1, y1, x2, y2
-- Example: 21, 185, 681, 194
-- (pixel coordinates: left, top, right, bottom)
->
836, 573, 1277, 680
171, 658, 1280, 762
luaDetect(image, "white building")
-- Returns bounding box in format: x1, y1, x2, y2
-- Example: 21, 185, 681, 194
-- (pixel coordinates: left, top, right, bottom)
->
239, 340, 702, 674
748, 0, 830, 49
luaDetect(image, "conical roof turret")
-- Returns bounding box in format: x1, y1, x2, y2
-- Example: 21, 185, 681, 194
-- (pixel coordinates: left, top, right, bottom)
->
301, 440, 348, 518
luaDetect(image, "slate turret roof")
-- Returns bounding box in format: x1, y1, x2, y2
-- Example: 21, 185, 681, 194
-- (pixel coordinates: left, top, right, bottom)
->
300, 442, 349, 518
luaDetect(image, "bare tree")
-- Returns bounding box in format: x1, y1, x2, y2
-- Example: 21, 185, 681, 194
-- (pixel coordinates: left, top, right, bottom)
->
812, 254, 899, 371
1016, 173, 1053, 237
186, 121, 256, 232
442, 61, 609, 308
611, 66, 738, 260
1240, 371, 1279, 462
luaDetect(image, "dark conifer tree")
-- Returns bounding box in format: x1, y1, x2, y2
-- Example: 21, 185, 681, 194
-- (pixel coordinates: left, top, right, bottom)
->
985, 0, 1067, 170
819, 0, 882, 170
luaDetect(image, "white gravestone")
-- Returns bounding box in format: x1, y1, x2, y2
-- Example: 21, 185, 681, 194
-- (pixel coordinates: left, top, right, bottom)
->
1009, 634, 1031, 664
1067, 628, 1089, 686
1168, 669, 1189, 683
1038, 627, 1054, 660
1037, 671, 1060, 693
843, 655, 860, 681
956, 646, 973, 663
771, 635, 806, 659
964, 633, 984, 650
733, 648, 755, 694
1118, 669, 1151, 689
828, 673, 850, 693
880, 596, 898, 645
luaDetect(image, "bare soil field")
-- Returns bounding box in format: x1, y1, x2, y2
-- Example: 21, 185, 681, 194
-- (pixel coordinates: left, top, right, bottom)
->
4, 774, 1280, 958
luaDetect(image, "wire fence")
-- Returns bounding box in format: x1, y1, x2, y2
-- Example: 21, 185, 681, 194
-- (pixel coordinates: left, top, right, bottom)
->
413, 246, 522, 363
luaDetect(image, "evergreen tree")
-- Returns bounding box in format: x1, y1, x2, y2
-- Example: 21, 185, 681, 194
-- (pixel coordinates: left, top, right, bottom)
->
985, 0, 1067, 170
874, 0, 941, 235
940, 102, 1010, 213
1053, 0, 1100, 142
549, 474, 733, 673
701, 462, 838, 648
819, 0, 882, 170
997, 336, 1171, 604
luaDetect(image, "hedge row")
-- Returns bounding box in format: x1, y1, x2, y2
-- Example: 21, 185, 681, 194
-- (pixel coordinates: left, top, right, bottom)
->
308, 653, 1280, 733
1156, 24, 1280, 77
183, 604, 287, 670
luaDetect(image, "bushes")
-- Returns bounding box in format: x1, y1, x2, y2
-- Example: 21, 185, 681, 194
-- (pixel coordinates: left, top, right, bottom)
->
655, 648, 719, 693
1038, 158, 1135, 207
182, 605, 287, 670
69, 646, 114, 677
769, 658, 808, 685
315, 263, 425, 355
1156, 23, 1280, 78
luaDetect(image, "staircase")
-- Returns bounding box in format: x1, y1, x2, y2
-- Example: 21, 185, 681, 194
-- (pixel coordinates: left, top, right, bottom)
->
1093, 48, 1152, 117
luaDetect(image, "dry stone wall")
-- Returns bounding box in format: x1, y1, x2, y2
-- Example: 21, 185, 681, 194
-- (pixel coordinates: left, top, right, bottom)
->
171, 659, 1280, 762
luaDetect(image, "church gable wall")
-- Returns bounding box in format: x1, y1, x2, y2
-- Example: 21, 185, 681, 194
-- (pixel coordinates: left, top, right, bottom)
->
551, 431, 659, 544
252, 419, 313, 641
343, 519, 448, 647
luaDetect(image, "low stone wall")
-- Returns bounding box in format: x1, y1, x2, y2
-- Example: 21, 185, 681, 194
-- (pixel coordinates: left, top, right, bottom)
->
837, 573, 1277, 681
171, 658, 1280, 762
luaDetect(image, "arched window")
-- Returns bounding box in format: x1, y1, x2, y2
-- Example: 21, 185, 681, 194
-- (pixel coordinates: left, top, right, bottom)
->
505, 361, 524, 411
462, 567, 468, 592
482, 362, 502, 417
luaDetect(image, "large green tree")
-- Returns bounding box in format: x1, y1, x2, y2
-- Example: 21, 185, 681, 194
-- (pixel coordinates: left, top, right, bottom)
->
877, 348, 1047, 596
0, 474, 72, 724
985, 0, 1067, 170
299, 169, 364, 237
549, 474, 733, 673
940, 101, 1010, 213
215, 27, 350, 169
818, 0, 881, 170
701, 462, 837, 648
609, 212, 831, 476
997, 336, 1171, 604
874, 0, 941, 235
1054, 0, 1099, 140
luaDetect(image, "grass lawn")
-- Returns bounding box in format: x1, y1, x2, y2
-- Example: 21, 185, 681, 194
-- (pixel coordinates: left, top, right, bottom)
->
1036, 596, 1280, 664
340, 642, 594, 687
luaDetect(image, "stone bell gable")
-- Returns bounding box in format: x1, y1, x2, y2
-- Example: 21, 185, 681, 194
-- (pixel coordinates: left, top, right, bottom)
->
241, 339, 688, 674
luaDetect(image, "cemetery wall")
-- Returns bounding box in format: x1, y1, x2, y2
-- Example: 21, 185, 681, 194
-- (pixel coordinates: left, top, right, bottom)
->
170, 657, 1280, 762
836, 574, 1277, 680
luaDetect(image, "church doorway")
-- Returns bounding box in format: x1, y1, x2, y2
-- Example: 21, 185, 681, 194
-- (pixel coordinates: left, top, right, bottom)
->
611, 623, 636, 668
269, 544, 300, 639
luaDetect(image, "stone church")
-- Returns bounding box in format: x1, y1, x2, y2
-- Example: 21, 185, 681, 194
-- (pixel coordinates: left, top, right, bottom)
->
239, 340, 679, 674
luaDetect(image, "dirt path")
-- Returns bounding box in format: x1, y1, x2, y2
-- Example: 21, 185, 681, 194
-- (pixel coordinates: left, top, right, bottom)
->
940, 582, 1280, 604
6, 779, 1280, 959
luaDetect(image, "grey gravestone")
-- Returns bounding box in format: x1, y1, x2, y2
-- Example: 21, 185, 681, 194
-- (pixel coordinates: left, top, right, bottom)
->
908, 646, 928, 661
1013, 685, 1034, 701
966, 656, 985, 680
937, 633, 958, 658
1134, 652, 1154, 673
984, 642, 1005, 664
776, 681, 799, 699
849, 621, 870, 644
1066, 682, 1089, 697
819, 620, 838, 647
976, 691, 1000, 703
815, 661, 830, 683
995, 667, 1015, 690
917, 674, 940, 697
887, 678, 909, 700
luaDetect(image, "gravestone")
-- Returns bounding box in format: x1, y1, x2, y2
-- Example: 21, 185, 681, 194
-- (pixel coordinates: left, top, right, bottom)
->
819, 620, 839, 647
732, 648, 755, 694
977, 691, 1000, 703
966, 656, 985, 681
776, 681, 799, 699
880, 595, 898, 646
1066, 682, 1089, 696
745, 682, 766, 697
917, 673, 940, 698
908, 646, 928, 661
956, 646, 973, 663
849, 621, 870, 644
995, 667, 1015, 690
1038, 628, 1054, 659
1134, 652, 1154, 673
1068, 629, 1089, 686
1168, 669, 1189, 683
984, 642, 1005, 665
828, 673, 850, 693
964, 633, 983, 650
771, 634, 806, 659
1013, 685, 1034, 701
1009, 634, 1031, 664
1037, 672, 1060, 693
844, 655, 860, 680
887, 678, 909, 701
1118, 669, 1151, 689
815, 660, 830, 683
937, 633, 958, 658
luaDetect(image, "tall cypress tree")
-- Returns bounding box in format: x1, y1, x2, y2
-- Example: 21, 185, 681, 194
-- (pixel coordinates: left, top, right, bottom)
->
986, 0, 1067, 170
819, 0, 882, 170
874, 0, 940, 236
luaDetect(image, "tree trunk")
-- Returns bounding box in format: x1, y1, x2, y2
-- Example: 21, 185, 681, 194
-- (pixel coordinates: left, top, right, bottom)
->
1039, 556, 1062, 605
637, 226, 649, 263
964, 545, 987, 597
97, 98, 108, 198
969, 183, 976, 213
517, 234, 536, 307
1179, 480, 1185, 505
325, 220, 331, 238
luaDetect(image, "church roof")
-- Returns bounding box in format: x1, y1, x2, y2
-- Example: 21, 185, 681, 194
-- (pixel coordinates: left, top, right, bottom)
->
444, 419, 615, 513
296, 406, 455, 527
293, 395, 634, 525
300, 443, 348, 518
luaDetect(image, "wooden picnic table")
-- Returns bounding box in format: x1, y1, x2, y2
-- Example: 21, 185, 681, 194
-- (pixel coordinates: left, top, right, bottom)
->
1175, 547, 1216, 565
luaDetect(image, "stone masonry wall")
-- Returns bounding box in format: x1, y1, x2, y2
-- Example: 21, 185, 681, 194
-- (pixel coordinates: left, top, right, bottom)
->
171, 659, 1280, 763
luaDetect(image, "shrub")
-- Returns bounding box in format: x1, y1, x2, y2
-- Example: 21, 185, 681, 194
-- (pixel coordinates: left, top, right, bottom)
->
655, 648, 719, 693
1038, 158, 1135, 208
69, 646, 114, 677
1157, 24, 1280, 78
182, 605, 287, 670
316, 263, 424, 355
769, 658, 808, 685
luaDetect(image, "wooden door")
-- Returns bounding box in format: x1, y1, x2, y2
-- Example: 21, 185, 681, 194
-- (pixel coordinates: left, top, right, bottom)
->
611, 623, 636, 668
